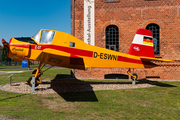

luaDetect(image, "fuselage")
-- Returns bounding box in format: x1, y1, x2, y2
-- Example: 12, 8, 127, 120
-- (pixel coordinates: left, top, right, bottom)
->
8, 29, 157, 70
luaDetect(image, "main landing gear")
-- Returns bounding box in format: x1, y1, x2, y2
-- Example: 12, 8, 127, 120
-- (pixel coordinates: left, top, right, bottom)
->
127, 68, 138, 85
27, 62, 53, 87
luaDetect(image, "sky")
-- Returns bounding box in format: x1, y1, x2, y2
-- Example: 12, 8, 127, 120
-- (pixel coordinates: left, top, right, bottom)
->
0, 0, 71, 46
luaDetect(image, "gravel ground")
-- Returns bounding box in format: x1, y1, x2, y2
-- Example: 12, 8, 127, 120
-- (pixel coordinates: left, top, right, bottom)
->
0, 80, 155, 94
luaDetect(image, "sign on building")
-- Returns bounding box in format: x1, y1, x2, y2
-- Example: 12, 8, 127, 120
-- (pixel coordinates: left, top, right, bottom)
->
84, 0, 95, 45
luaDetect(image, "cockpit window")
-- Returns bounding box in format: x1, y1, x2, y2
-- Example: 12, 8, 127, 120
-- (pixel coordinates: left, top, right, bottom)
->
14, 37, 37, 44
32, 30, 41, 43
40, 30, 55, 43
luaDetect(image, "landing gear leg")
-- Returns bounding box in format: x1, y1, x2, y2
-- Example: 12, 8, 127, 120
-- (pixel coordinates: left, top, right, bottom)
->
127, 68, 138, 85
27, 62, 43, 87
27, 62, 54, 87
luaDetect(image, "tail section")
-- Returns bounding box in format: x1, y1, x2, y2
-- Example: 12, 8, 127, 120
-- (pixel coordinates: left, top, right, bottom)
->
128, 28, 155, 58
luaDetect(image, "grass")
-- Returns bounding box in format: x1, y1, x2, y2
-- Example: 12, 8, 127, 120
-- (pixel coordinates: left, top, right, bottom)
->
0, 67, 180, 120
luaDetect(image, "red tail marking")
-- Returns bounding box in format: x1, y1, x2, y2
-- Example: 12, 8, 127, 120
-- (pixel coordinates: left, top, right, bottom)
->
136, 28, 152, 36
128, 28, 155, 58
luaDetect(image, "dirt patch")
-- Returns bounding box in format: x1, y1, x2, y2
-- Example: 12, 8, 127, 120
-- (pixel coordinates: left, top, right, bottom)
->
0, 80, 155, 94
39, 94, 78, 112
0, 115, 18, 120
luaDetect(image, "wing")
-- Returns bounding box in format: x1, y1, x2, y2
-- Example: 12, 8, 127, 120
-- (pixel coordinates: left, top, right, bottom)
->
36, 48, 85, 70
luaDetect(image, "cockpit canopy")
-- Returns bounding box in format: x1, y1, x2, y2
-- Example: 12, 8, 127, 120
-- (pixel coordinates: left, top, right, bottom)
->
32, 30, 55, 44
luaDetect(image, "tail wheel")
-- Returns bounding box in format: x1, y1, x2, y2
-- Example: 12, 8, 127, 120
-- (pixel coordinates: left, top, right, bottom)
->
27, 76, 41, 87
131, 74, 138, 80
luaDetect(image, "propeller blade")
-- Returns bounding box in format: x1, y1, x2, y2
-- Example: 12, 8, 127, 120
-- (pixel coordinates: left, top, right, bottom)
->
2, 38, 8, 47
2, 38, 6, 45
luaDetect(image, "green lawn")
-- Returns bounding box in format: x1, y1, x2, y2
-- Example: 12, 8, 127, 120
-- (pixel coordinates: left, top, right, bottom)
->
0, 68, 180, 120
0, 64, 39, 68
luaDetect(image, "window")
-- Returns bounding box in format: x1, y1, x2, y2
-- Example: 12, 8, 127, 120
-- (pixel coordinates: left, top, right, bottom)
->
146, 23, 160, 56
14, 37, 37, 44
105, 25, 119, 51
40, 30, 55, 43
69, 42, 75, 47
32, 30, 41, 43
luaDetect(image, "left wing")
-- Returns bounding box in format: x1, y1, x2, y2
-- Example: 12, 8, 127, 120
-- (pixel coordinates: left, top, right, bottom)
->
36, 48, 85, 70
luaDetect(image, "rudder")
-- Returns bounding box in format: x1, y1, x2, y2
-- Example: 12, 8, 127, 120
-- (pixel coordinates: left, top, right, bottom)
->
128, 28, 155, 58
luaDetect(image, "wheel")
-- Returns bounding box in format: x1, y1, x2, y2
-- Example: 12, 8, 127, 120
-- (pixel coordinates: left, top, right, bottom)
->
131, 73, 138, 80
27, 76, 41, 87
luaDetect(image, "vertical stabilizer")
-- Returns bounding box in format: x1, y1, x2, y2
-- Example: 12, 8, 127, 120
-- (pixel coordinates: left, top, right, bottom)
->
128, 28, 155, 58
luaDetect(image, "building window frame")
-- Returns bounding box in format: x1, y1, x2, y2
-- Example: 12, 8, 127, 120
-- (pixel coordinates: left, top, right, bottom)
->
105, 25, 119, 51
146, 23, 160, 56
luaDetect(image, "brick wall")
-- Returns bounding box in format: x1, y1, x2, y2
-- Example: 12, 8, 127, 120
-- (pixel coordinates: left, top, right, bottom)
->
71, 0, 180, 80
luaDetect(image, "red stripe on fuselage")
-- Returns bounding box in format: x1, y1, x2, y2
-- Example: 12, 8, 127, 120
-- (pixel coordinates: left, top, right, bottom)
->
10, 44, 30, 48
117, 56, 142, 64
31, 45, 93, 57
10, 44, 152, 65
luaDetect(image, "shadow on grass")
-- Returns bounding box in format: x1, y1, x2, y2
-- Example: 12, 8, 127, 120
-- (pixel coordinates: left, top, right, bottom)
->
0, 94, 26, 102
46, 74, 177, 102
51, 74, 98, 102
138, 78, 177, 87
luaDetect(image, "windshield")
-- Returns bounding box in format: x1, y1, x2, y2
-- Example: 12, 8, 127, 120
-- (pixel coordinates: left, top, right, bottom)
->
32, 30, 41, 43
32, 30, 55, 43
40, 30, 55, 43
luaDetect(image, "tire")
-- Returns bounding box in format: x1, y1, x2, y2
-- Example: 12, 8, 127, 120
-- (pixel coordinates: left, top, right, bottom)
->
131, 74, 138, 80
27, 76, 40, 87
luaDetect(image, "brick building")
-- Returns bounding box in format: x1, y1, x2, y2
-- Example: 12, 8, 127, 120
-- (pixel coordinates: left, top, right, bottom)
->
71, 0, 180, 80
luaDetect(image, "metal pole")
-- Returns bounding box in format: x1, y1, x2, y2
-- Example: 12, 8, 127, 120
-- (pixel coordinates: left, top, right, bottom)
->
28, 60, 30, 70
132, 78, 136, 85
6, 74, 13, 86
32, 76, 35, 91
72, 0, 75, 78
73, 0, 75, 36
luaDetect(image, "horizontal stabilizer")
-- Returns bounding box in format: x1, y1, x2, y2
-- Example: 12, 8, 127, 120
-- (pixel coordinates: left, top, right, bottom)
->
140, 57, 175, 62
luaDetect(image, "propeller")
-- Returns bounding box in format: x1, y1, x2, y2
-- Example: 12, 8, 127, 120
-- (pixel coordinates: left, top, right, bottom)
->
2, 38, 8, 48
2, 38, 10, 56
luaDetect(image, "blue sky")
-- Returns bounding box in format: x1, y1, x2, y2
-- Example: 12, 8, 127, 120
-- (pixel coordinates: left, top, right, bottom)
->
0, 0, 71, 46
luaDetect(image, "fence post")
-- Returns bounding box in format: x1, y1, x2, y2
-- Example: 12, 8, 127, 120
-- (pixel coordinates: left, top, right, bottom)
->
6, 74, 13, 86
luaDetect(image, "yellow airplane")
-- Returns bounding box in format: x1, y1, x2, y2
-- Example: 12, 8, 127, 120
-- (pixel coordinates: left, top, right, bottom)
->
2, 28, 174, 87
